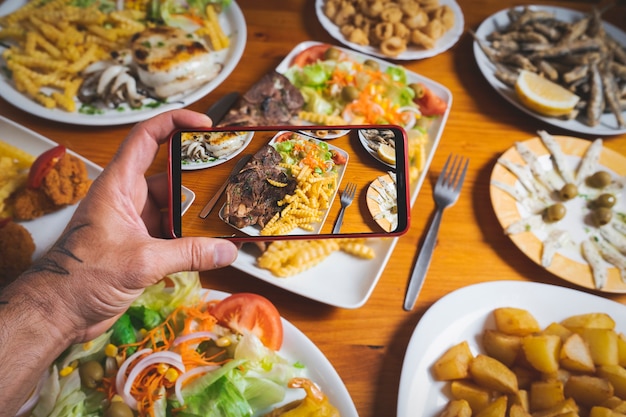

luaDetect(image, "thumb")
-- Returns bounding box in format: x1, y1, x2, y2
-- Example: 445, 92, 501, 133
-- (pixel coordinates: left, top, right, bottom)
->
146, 237, 239, 276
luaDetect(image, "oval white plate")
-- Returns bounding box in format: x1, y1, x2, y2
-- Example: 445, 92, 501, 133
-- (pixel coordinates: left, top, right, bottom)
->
181, 131, 254, 171
0, 1, 246, 126
205, 289, 358, 417
358, 129, 395, 168
397, 280, 626, 417
0, 115, 102, 260
316, 0, 464, 60
473, 5, 626, 136
490, 135, 626, 293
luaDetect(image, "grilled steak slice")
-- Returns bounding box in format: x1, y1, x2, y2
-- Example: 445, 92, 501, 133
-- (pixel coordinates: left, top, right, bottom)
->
219, 71, 305, 127
224, 146, 296, 229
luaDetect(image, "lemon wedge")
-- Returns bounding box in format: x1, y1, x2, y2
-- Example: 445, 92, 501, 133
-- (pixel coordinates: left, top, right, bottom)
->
515, 70, 580, 117
377, 143, 396, 165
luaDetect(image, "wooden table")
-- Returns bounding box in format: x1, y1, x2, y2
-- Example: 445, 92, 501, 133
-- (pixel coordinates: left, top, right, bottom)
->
2, 1, 626, 415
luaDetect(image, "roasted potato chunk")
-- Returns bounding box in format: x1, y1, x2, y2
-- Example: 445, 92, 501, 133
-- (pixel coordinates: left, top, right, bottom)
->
450, 380, 491, 413
564, 375, 614, 407
475, 395, 507, 417
560, 333, 596, 372
433, 341, 474, 381
529, 380, 565, 411
483, 330, 522, 367
469, 354, 518, 394
439, 399, 472, 417
494, 307, 541, 336
597, 365, 626, 399
582, 328, 620, 366
561, 313, 616, 330
522, 334, 561, 374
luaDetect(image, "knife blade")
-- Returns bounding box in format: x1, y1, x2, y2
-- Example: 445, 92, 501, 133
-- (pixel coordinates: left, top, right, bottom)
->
205, 91, 240, 125
198, 154, 251, 219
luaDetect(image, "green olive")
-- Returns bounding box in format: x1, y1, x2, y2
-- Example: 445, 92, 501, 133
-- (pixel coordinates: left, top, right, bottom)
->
323, 47, 341, 61
586, 171, 612, 188
104, 401, 133, 417
363, 59, 379, 71
595, 193, 617, 208
79, 360, 104, 389
409, 82, 424, 99
559, 183, 578, 201
545, 203, 566, 222
341, 86, 360, 102
592, 207, 613, 226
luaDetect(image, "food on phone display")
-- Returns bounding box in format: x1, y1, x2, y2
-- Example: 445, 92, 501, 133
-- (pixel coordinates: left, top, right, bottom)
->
219, 71, 306, 126
7, 145, 92, 221
491, 131, 625, 290
360, 128, 397, 165
18, 272, 341, 417
0, 219, 35, 284
322, 0, 456, 57
472, 6, 626, 129
367, 173, 398, 232
257, 239, 375, 277
224, 146, 298, 229
0, 0, 232, 113
433, 307, 626, 417
181, 131, 248, 164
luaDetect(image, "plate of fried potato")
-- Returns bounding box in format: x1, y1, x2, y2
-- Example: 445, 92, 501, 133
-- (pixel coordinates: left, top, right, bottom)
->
316, 0, 464, 60
397, 280, 626, 417
0, 0, 246, 126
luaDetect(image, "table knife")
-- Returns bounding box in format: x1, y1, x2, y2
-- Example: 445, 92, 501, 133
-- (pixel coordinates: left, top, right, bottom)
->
205, 91, 240, 125
198, 154, 251, 219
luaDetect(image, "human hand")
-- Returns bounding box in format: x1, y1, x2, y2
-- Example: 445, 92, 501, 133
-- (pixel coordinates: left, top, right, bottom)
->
9, 109, 238, 344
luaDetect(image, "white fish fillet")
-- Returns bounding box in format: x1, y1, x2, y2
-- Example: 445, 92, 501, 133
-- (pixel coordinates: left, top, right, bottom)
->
490, 180, 546, 214
537, 130, 575, 184
576, 138, 603, 185
542, 229, 570, 267
515, 141, 564, 192
582, 239, 607, 289
505, 213, 544, 235
497, 158, 550, 202
599, 224, 626, 255
592, 236, 626, 283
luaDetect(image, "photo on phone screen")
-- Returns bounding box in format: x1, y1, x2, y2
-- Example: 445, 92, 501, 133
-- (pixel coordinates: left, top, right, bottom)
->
169, 126, 410, 241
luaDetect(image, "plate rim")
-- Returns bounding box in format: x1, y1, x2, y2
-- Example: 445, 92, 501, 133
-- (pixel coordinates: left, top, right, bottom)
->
473, 4, 626, 136
315, 0, 464, 61
489, 134, 626, 293
180, 130, 255, 171
396, 280, 626, 417
229, 40, 452, 309
0, 0, 247, 126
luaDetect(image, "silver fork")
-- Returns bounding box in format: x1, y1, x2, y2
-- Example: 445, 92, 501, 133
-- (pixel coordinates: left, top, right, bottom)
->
332, 182, 357, 234
403, 154, 469, 311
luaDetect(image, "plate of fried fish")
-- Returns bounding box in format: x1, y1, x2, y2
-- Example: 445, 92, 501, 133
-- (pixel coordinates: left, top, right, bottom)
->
0, 0, 246, 126
473, 5, 626, 135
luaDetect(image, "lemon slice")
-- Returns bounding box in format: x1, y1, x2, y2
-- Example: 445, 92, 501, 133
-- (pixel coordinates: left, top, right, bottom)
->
377, 143, 396, 165
515, 70, 580, 117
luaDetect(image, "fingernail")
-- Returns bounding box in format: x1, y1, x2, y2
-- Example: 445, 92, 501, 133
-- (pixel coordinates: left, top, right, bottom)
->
214, 242, 238, 267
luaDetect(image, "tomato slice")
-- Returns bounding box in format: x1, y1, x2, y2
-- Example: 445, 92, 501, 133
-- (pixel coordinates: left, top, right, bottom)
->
27, 145, 66, 189
211, 293, 284, 350
413, 84, 447, 117
291, 44, 331, 67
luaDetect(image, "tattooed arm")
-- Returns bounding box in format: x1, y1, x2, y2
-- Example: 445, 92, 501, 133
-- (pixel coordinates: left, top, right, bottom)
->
0, 110, 238, 415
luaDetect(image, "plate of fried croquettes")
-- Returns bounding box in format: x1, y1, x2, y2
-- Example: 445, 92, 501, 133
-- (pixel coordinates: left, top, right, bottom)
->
0, 116, 102, 284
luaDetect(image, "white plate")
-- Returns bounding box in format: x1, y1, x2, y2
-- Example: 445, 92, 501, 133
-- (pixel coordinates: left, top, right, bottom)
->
358, 128, 395, 168
396, 280, 626, 417
473, 5, 626, 136
205, 289, 358, 417
0, 115, 102, 260
490, 135, 626, 293
316, 0, 464, 60
229, 41, 452, 309
219, 132, 349, 237
181, 186, 195, 215
0, 1, 246, 126
181, 131, 254, 171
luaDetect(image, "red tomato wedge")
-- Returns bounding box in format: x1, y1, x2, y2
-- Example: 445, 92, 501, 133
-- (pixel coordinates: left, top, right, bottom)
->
414, 83, 447, 117
27, 145, 66, 189
291, 44, 331, 67
211, 293, 284, 351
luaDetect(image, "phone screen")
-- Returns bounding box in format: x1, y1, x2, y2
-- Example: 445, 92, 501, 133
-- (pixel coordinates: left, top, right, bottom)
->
169, 126, 410, 241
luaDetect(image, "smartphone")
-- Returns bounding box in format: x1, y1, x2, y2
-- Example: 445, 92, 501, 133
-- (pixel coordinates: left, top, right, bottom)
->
168, 125, 410, 241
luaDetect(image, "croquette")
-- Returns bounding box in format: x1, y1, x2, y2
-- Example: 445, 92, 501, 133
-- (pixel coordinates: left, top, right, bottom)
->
0, 220, 35, 285
9, 153, 92, 221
